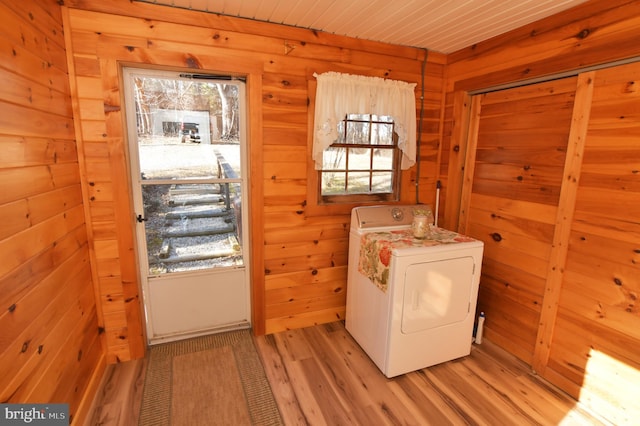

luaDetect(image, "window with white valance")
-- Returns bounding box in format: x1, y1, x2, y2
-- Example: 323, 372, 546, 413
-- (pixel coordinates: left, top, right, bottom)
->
312, 71, 417, 171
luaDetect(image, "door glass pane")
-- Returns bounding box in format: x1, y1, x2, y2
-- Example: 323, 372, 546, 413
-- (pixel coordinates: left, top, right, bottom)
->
132, 76, 242, 180
131, 74, 244, 275
142, 183, 243, 274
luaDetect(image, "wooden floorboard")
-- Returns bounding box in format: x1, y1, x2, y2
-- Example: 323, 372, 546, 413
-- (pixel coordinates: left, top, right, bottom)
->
84, 321, 607, 425
83, 355, 146, 425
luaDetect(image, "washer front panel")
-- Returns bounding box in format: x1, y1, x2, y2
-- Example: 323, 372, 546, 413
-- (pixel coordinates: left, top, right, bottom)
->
401, 256, 475, 334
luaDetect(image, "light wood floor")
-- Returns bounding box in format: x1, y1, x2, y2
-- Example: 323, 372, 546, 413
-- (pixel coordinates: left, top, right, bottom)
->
84, 321, 607, 425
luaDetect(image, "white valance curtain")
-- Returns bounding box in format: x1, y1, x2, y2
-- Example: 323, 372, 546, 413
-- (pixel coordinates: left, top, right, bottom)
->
312, 71, 417, 170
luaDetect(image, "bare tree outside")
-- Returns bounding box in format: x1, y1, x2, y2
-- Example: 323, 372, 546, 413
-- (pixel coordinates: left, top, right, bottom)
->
216, 84, 239, 140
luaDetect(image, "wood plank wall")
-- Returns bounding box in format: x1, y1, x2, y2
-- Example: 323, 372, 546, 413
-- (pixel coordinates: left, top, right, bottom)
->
445, 0, 640, 422
62, 0, 445, 360
5, 0, 634, 423
0, 0, 105, 423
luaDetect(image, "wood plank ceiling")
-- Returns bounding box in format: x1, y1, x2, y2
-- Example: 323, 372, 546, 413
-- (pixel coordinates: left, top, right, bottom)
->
135, 0, 589, 53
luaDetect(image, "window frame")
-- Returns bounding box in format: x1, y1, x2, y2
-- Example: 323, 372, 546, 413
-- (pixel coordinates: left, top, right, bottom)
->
318, 114, 402, 205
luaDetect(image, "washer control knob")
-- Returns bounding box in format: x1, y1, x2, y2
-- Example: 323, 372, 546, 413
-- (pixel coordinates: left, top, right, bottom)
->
391, 207, 404, 221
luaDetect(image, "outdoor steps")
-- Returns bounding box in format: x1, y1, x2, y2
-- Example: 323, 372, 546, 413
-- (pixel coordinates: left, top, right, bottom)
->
168, 193, 223, 206
168, 183, 224, 206
153, 183, 239, 268
158, 236, 241, 263
168, 184, 219, 195
164, 222, 235, 238
166, 206, 228, 219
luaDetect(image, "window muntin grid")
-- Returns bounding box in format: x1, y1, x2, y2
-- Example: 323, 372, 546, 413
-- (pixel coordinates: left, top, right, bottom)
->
319, 114, 400, 203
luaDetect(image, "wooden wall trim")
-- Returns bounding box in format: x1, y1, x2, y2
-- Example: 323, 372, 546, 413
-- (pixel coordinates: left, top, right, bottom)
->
532, 71, 595, 375
60, 5, 110, 390
442, 90, 471, 231
102, 58, 147, 359
61, 1, 102, 335
72, 353, 107, 424
456, 94, 480, 234
247, 73, 266, 336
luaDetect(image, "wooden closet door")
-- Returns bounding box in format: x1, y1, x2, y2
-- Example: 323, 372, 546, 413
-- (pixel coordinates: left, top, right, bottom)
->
461, 77, 578, 363
543, 62, 640, 423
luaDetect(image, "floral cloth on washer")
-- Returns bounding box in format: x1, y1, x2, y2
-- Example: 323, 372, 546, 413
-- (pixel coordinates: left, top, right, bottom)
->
358, 228, 476, 292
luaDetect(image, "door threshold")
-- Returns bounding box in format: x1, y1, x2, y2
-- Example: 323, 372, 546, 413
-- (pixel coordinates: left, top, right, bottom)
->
148, 321, 251, 345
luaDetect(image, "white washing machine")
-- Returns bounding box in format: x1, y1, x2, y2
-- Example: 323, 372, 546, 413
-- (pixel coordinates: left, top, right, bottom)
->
345, 205, 484, 378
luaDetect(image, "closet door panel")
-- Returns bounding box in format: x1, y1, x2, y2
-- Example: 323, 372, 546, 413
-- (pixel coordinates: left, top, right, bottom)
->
464, 77, 578, 363
546, 61, 640, 424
